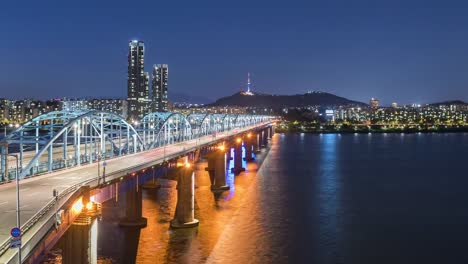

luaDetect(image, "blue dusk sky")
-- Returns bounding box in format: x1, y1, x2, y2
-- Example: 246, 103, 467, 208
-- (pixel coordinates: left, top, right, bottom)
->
1, 0, 468, 105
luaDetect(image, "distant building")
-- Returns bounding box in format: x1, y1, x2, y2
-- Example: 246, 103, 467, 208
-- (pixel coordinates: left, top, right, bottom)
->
324, 109, 335, 122
88, 99, 128, 119
152, 64, 169, 112
0, 99, 10, 124
369, 98, 379, 109
391, 102, 398, 108
62, 100, 88, 111
127, 40, 149, 121
62, 99, 128, 118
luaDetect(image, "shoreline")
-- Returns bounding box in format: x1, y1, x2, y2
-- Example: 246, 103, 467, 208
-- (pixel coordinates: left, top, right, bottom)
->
275, 129, 468, 134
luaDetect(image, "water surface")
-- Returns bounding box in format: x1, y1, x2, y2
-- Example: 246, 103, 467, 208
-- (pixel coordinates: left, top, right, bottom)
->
51, 133, 468, 264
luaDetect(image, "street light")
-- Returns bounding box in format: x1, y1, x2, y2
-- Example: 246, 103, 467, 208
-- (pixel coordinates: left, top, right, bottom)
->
96, 152, 101, 184
96, 152, 107, 185
3, 124, 13, 137
2, 154, 21, 263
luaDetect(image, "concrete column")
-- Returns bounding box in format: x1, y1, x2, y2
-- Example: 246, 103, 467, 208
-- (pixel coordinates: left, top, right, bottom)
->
60, 219, 98, 264
244, 135, 254, 162
231, 139, 245, 175
142, 167, 161, 190
268, 126, 273, 139
205, 148, 229, 191
254, 133, 260, 153
262, 129, 268, 147
119, 185, 147, 227
171, 166, 199, 228
225, 145, 232, 167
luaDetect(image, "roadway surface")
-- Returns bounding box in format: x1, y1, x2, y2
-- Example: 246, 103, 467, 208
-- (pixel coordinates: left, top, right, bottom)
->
0, 124, 267, 246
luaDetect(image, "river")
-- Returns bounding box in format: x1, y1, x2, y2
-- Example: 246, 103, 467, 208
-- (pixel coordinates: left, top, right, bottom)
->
47, 133, 468, 264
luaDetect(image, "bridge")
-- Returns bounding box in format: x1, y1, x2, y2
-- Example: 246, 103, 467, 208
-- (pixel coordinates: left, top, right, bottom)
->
0, 110, 275, 263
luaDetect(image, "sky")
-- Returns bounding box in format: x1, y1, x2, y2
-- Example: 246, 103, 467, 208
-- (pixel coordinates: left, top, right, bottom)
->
1, 0, 468, 105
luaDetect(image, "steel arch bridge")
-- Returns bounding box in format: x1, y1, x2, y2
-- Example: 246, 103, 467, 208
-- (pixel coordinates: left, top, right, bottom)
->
0, 110, 272, 181
138, 112, 192, 149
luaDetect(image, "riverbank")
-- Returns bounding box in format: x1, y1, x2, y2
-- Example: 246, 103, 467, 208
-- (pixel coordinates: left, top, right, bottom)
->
275, 124, 468, 134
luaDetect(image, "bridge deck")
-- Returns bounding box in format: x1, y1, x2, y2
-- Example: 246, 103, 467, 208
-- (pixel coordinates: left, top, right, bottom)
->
0, 123, 269, 254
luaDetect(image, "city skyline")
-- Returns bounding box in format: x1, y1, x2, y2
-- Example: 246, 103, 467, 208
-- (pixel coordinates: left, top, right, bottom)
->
2, 2, 468, 105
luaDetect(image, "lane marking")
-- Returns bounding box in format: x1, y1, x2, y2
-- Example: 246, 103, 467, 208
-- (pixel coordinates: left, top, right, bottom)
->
0, 201, 8, 206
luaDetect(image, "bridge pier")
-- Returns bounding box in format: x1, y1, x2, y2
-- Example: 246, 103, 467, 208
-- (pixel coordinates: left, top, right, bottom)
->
119, 183, 147, 227
142, 166, 162, 189
171, 165, 199, 228
231, 139, 245, 175
254, 133, 261, 153
60, 219, 98, 264
205, 147, 230, 192
59, 200, 100, 264
261, 128, 268, 147
244, 135, 255, 162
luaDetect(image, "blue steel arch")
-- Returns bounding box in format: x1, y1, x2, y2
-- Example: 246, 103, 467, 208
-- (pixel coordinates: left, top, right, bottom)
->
139, 112, 192, 149
0, 110, 143, 179
211, 114, 227, 132
187, 113, 218, 136
0, 110, 275, 182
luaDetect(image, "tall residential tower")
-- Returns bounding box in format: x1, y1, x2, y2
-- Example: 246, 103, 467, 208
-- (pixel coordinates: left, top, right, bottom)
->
127, 40, 150, 121
152, 64, 169, 112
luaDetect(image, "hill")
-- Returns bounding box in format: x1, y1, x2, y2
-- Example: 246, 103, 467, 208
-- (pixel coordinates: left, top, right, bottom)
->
209, 91, 366, 108
429, 100, 467, 106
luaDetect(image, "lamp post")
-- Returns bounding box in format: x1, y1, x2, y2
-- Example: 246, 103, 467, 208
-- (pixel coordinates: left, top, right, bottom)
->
13, 154, 20, 263
2, 154, 21, 263
3, 124, 13, 137
97, 152, 101, 185
96, 152, 106, 185
102, 152, 106, 184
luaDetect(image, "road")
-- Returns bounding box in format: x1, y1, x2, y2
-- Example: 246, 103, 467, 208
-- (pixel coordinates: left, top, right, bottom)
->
0, 124, 267, 246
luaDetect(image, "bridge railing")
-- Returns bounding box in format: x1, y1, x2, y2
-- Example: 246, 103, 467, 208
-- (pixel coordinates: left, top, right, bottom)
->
0, 174, 99, 257
0, 111, 274, 182
0, 119, 275, 261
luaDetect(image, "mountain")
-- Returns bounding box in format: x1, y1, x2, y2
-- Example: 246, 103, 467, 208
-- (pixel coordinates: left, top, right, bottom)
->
168, 91, 212, 104
429, 100, 467, 106
209, 91, 366, 108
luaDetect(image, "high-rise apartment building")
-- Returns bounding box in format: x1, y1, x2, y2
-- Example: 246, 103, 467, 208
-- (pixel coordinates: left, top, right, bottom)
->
152, 64, 169, 112
369, 98, 379, 110
127, 40, 149, 121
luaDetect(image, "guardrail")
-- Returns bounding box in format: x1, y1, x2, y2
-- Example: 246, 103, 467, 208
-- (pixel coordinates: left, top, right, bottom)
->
0, 175, 99, 257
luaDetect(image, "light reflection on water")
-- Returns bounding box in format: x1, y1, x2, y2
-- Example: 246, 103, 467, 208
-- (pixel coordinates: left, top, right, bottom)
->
46, 133, 468, 264
47, 142, 270, 264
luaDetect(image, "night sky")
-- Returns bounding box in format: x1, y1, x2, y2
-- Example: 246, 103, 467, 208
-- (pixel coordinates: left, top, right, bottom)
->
1, 1, 468, 105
